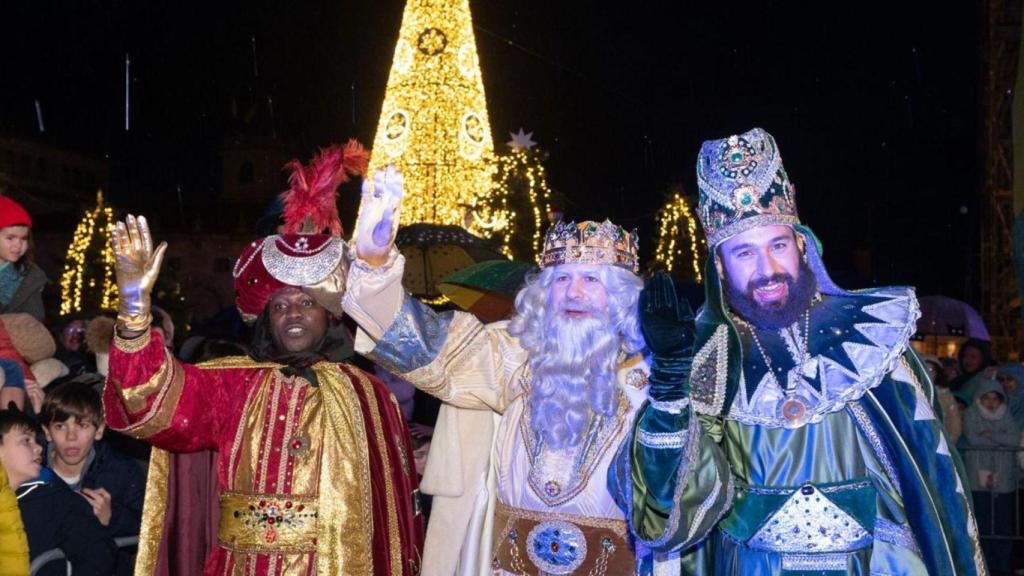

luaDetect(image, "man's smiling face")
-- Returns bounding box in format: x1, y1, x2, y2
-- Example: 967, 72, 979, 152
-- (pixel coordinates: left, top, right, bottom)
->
268, 288, 329, 354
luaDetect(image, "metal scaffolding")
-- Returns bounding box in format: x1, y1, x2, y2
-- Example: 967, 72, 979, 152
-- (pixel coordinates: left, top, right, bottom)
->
981, 0, 1023, 359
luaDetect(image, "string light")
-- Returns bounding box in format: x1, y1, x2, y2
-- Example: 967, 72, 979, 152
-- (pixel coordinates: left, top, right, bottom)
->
418, 294, 451, 306
653, 192, 704, 282
475, 146, 553, 262
368, 0, 498, 235
59, 191, 118, 315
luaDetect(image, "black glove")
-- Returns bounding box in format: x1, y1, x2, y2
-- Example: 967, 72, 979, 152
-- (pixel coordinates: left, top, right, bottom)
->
640, 273, 696, 403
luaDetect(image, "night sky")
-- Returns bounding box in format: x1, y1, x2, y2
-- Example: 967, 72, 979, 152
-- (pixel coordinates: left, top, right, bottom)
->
0, 1, 981, 300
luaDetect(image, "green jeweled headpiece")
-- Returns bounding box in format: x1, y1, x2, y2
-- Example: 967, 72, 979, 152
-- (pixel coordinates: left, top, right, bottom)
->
696, 127, 800, 247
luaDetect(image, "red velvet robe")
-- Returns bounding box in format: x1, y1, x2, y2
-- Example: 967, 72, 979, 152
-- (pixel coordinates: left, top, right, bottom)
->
103, 329, 423, 575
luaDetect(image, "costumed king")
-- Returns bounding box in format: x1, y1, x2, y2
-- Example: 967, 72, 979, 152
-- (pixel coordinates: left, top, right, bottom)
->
343, 166, 651, 575
617, 127, 985, 575
103, 143, 423, 575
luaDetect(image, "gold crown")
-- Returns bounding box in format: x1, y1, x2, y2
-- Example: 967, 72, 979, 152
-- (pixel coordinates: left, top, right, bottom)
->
540, 220, 639, 273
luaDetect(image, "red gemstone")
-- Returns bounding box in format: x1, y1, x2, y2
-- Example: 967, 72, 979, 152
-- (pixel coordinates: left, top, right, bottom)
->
297, 505, 304, 512
285, 501, 293, 509
259, 500, 266, 507
551, 542, 560, 552
268, 517, 276, 525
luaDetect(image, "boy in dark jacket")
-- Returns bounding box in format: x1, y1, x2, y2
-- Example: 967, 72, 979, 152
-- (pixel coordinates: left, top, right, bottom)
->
0, 407, 115, 575
40, 381, 145, 575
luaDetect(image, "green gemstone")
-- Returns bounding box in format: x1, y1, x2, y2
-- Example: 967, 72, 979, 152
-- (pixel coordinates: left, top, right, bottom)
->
730, 152, 743, 162
741, 195, 752, 205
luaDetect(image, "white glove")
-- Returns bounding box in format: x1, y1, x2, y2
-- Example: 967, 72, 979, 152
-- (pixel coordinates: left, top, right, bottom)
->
354, 165, 404, 266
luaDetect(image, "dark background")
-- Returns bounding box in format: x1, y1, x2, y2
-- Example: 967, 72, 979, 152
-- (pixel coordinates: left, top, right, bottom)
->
0, 1, 981, 299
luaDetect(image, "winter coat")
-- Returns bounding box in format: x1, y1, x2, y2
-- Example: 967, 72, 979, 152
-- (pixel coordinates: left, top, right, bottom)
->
16, 475, 116, 576
996, 362, 1024, 428
2, 263, 45, 324
963, 378, 1021, 493
937, 386, 962, 443
49, 440, 145, 576
0, 467, 28, 576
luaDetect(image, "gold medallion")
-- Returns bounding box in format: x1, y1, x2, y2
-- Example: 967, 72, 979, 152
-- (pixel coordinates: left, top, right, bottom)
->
781, 398, 806, 422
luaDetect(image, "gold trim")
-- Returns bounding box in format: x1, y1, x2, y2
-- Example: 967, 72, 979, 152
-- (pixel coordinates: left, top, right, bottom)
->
118, 361, 186, 439
218, 491, 318, 554
520, 390, 630, 507
133, 447, 169, 576
114, 328, 151, 353
227, 375, 267, 487
315, 363, 374, 575
351, 368, 403, 576
120, 350, 172, 413
257, 378, 284, 493
196, 357, 281, 370
117, 311, 153, 333
276, 384, 303, 493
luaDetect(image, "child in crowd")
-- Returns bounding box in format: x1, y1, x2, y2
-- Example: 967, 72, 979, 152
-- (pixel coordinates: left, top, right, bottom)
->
0, 197, 46, 322
39, 381, 145, 576
964, 377, 1021, 576
0, 407, 115, 575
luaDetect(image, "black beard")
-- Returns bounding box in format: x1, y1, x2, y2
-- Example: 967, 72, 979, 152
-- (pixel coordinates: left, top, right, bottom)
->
724, 259, 818, 329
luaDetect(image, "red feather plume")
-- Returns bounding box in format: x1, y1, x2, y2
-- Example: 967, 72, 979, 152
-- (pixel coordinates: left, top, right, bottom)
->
279, 139, 369, 236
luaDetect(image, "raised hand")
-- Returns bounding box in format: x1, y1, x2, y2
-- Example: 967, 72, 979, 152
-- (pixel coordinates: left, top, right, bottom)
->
109, 215, 167, 333
640, 273, 696, 357
640, 273, 696, 402
354, 166, 404, 266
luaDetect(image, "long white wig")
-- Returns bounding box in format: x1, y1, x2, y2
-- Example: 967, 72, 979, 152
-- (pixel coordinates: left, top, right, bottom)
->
508, 265, 644, 449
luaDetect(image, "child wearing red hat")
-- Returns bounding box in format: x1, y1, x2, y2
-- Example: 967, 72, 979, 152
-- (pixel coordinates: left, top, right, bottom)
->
0, 197, 46, 322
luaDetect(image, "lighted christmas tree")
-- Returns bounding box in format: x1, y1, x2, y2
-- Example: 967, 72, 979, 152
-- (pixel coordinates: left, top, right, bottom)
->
60, 191, 118, 315
652, 190, 705, 283
369, 0, 498, 231
477, 129, 553, 261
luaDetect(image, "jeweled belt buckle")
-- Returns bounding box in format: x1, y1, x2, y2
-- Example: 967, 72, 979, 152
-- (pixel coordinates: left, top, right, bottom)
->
526, 520, 588, 574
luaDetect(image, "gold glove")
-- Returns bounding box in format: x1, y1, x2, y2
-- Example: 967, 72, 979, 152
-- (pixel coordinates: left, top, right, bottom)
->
109, 215, 167, 333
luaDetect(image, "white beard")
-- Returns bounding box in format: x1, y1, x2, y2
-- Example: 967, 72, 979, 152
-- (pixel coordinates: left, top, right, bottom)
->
526, 311, 622, 449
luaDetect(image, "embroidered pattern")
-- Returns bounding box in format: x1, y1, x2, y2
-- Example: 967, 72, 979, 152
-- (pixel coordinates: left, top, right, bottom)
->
690, 324, 729, 415
847, 403, 904, 498
637, 429, 687, 450
746, 484, 872, 553
232, 498, 316, 542
521, 392, 630, 507
781, 553, 848, 571
874, 517, 920, 555
728, 289, 919, 429
650, 397, 690, 414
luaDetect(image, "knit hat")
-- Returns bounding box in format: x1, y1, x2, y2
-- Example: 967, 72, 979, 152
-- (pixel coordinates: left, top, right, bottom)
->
0, 197, 31, 230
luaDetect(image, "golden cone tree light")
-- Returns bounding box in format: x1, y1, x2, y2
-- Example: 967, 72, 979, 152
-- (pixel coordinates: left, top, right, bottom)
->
653, 191, 705, 283
60, 191, 118, 315
369, 0, 499, 232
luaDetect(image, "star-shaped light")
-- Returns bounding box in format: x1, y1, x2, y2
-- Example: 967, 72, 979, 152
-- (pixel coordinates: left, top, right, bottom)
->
508, 128, 537, 150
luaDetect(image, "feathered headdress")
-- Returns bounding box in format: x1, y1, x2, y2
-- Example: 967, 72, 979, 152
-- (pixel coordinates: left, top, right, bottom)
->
232, 140, 368, 323
279, 139, 369, 236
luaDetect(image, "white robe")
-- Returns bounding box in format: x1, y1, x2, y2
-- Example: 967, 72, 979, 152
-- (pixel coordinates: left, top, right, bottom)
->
343, 252, 649, 575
